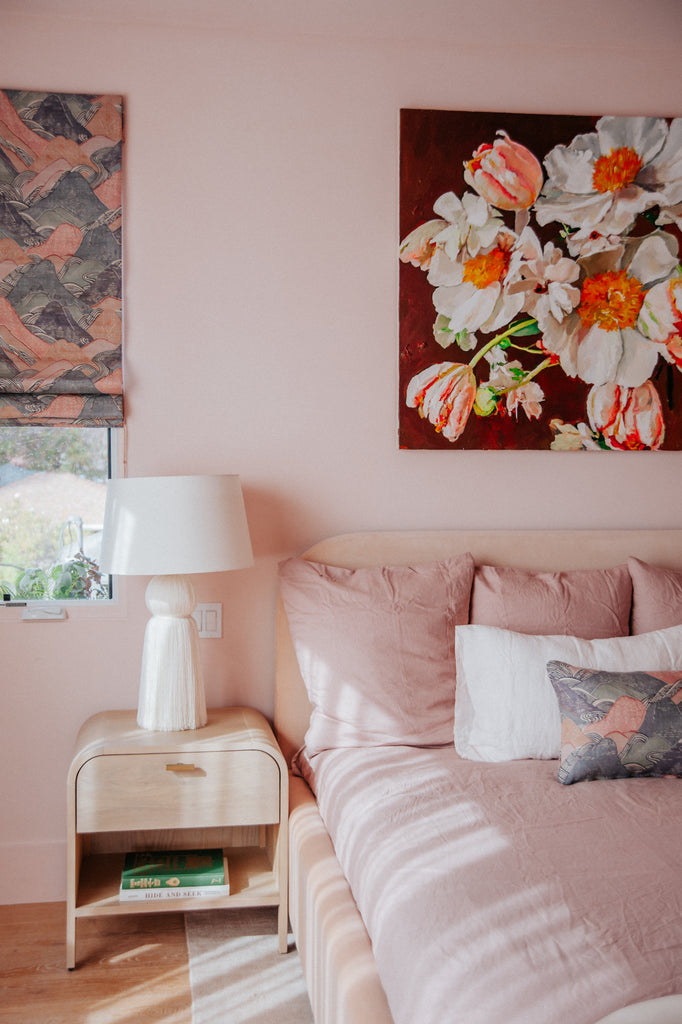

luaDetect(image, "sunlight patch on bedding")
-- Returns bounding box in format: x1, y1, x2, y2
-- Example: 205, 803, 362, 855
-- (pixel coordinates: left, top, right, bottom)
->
416, 881, 631, 1024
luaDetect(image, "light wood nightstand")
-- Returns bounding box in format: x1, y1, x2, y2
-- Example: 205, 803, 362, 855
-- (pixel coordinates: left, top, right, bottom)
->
66, 707, 288, 969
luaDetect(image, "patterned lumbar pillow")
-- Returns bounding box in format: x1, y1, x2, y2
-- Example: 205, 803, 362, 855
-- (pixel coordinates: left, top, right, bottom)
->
546, 661, 682, 785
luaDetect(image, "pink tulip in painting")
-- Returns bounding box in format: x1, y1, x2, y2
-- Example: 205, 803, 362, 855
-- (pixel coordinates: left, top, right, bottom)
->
587, 381, 665, 451
399, 109, 682, 450
464, 132, 544, 211
406, 362, 477, 441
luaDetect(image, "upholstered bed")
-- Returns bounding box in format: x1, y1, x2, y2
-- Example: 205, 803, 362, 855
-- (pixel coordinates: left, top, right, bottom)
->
273, 530, 682, 1024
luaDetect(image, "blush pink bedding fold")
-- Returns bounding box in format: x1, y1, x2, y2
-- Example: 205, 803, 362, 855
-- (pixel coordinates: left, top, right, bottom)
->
300, 747, 682, 1024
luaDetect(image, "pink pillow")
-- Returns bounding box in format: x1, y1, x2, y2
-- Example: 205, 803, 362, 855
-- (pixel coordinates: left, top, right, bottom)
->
470, 563, 631, 639
629, 557, 682, 634
278, 553, 474, 755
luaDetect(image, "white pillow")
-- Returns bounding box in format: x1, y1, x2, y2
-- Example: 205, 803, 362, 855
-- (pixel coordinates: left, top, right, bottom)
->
454, 623, 682, 762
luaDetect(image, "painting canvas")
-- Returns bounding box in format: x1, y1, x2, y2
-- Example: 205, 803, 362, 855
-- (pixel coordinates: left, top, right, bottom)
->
399, 109, 682, 450
0, 89, 123, 426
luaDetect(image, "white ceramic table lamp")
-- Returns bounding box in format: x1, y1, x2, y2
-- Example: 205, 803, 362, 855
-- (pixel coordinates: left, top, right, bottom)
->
100, 474, 253, 731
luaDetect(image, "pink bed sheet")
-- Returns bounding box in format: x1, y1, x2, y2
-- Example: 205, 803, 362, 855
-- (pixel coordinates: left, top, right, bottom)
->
298, 745, 682, 1024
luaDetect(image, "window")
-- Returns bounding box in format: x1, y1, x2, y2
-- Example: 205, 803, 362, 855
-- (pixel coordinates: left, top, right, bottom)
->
0, 427, 115, 602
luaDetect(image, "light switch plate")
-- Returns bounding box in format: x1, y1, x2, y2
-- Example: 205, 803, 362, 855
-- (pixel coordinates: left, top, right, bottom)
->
193, 603, 222, 639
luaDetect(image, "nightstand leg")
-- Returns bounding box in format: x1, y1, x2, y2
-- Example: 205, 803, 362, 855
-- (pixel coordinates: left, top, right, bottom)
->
66, 915, 76, 970
66, 832, 81, 969
278, 903, 288, 954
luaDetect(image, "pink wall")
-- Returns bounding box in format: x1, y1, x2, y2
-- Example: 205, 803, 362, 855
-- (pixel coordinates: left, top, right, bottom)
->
2, 0, 681, 903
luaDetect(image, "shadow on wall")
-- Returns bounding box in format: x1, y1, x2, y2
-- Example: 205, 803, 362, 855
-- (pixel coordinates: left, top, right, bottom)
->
242, 484, 325, 560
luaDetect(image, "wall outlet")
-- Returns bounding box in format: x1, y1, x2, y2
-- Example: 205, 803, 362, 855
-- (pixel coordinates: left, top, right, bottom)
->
193, 603, 222, 639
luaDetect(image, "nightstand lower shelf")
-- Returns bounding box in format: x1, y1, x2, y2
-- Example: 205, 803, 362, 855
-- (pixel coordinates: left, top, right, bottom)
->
76, 846, 279, 917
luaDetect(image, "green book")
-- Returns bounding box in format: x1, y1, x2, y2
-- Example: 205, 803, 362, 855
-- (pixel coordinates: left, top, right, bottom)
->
119, 848, 229, 901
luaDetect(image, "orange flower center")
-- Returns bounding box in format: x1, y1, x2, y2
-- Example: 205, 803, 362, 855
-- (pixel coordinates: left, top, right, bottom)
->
578, 270, 644, 332
462, 246, 510, 289
592, 146, 643, 193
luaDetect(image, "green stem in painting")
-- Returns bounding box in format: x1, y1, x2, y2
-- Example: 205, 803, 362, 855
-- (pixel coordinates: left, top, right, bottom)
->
468, 319, 538, 370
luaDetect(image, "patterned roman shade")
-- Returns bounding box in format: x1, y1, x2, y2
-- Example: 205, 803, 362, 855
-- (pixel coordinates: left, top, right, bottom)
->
0, 89, 123, 426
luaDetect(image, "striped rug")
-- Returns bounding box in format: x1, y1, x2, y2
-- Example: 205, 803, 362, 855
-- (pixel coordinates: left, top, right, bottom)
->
185, 908, 313, 1024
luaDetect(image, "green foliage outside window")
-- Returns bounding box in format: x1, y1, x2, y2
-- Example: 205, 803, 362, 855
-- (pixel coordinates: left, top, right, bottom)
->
0, 427, 110, 601
1, 553, 109, 601
0, 427, 108, 480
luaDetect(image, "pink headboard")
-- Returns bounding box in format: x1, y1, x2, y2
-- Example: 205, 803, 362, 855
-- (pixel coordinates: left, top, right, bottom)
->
274, 528, 682, 764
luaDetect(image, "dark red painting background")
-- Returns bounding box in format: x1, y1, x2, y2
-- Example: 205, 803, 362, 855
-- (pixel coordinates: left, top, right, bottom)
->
398, 108, 682, 451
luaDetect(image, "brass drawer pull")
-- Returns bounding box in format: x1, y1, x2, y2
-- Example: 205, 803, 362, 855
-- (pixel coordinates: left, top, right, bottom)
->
165, 762, 196, 772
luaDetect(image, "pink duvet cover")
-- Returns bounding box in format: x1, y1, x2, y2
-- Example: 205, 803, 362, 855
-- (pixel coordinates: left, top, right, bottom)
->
299, 745, 682, 1024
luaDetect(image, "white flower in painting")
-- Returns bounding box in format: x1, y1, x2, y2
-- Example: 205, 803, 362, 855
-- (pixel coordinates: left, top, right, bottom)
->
549, 419, 602, 451
656, 201, 682, 233
486, 359, 518, 389
506, 226, 581, 327
646, 118, 682, 214
535, 116, 682, 239
506, 380, 544, 420
639, 270, 681, 341
398, 192, 503, 286
540, 231, 678, 387
486, 359, 545, 420
424, 192, 504, 287
433, 229, 524, 336
640, 270, 682, 370
399, 218, 449, 270
565, 232, 624, 260
483, 343, 509, 366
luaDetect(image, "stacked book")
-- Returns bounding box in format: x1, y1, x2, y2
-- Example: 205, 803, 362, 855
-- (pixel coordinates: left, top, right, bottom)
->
119, 848, 230, 901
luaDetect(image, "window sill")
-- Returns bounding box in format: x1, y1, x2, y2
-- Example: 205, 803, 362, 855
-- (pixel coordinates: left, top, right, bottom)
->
0, 587, 126, 623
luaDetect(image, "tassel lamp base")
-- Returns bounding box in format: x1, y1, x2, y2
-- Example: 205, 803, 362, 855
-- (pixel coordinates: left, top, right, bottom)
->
137, 574, 208, 731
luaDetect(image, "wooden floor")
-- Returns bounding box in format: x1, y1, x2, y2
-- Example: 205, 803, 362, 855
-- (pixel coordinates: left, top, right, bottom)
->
0, 903, 193, 1023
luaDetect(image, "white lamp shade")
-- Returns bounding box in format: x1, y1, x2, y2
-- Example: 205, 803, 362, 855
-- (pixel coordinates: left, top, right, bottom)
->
100, 474, 253, 577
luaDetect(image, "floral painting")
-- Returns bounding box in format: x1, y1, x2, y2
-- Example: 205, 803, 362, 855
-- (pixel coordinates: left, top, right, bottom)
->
399, 109, 682, 450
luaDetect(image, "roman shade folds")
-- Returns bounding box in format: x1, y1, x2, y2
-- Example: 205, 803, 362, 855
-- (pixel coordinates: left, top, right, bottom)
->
0, 89, 124, 427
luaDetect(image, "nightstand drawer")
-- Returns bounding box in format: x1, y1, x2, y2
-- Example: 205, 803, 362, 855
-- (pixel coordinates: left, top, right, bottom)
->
76, 750, 280, 832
